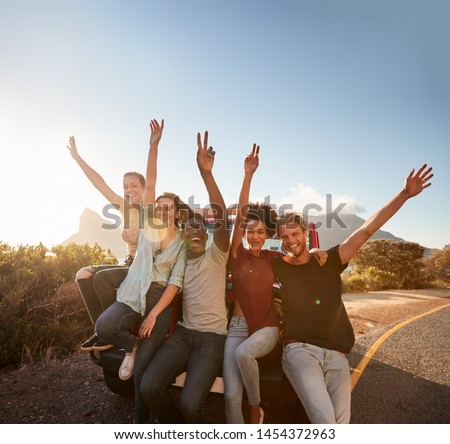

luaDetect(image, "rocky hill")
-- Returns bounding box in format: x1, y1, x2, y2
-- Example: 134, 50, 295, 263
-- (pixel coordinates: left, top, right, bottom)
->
308, 213, 404, 248
60, 208, 127, 260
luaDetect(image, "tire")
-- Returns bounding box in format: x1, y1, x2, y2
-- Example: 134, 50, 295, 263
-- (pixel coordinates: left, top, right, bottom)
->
103, 372, 134, 397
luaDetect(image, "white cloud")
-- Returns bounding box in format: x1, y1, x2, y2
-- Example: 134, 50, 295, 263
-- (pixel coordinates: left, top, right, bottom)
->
278, 183, 365, 215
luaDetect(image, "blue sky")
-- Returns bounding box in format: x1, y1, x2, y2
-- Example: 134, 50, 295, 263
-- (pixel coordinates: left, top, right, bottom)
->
0, 0, 449, 250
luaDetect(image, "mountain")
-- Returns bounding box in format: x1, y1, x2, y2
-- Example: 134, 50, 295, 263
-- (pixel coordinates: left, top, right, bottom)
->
60, 208, 409, 260
307, 213, 404, 248
60, 208, 127, 259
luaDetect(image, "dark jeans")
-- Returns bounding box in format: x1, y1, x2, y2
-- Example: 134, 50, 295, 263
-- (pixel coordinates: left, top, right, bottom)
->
94, 283, 170, 353
94, 267, 130, 311
134, 286, 173, 423
76, 265, 129, 324
140, 326, 226, 424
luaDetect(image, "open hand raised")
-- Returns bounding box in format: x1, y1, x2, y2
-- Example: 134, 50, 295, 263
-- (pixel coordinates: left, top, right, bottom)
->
149, 119, 164, 146
66, 136, 79, 159
403, 164, 433, 198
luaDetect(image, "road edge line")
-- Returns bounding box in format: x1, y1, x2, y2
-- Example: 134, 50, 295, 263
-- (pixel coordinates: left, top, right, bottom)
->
351, 303, 450, 390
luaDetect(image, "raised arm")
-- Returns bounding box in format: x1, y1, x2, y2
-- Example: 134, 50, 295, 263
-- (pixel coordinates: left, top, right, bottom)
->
339, 164, 433, 264
66, 136, 123, 208
143, 119, 164, 206
230, 144, 260, 258
196, 131, 229, 252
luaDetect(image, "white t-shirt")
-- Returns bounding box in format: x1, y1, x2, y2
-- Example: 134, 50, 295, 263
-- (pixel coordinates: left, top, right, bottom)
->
178, 240, 229, 335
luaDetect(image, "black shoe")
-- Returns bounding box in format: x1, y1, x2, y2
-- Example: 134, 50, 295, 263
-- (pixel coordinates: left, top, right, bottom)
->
80, 334, 99, 351
92, 339, 114, 351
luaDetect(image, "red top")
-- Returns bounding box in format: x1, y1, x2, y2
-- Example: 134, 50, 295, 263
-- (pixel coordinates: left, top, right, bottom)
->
230, 243, 282, 334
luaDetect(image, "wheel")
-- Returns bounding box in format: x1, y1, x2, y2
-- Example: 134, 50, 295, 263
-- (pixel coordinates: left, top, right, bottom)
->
103, 372, 134, 397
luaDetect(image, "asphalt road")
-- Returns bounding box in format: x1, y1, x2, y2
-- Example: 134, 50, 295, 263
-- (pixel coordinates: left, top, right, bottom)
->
259, 288, 450, 424
348, 303, 450, 423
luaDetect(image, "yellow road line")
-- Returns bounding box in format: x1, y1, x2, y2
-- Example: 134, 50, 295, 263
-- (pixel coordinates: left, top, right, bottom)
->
371, 290, 441, 298
351, 303, 450, 390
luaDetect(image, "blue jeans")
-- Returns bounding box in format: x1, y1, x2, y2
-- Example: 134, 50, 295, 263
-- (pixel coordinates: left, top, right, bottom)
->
140, 325, 226, 423
282, 342, 351, 424
223, 316, 279, 423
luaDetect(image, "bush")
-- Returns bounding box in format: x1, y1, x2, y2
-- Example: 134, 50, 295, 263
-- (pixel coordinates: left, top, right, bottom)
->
343, 264, 423, 294
359, 266, 400, 291
0, 242, 117, 368
342, 273, 369, 293
422, 245, 450, 287
350, 239, 428, 289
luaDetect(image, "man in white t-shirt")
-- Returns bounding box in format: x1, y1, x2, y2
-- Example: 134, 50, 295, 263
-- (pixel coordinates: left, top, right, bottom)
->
139, 131, 230, 423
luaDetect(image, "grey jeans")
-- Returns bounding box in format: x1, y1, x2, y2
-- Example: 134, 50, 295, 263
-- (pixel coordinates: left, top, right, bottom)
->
282, 342, 351, 424
223, 316, 279, 423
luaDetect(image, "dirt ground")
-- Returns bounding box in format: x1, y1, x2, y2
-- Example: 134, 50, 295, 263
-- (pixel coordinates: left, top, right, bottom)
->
0, 292, 448, 424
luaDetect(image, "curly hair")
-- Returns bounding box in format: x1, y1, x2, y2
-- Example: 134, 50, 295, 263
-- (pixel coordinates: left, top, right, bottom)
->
243, 202, 279, 238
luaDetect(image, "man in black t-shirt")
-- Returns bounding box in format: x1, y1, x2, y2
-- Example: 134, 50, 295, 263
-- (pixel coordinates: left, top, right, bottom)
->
272, 164, 433, 424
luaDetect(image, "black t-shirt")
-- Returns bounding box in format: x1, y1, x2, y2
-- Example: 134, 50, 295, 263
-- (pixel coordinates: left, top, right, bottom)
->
271, 245, 355, 354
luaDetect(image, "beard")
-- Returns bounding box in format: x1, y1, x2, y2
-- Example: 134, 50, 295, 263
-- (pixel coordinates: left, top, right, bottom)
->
291, 242, 307, 257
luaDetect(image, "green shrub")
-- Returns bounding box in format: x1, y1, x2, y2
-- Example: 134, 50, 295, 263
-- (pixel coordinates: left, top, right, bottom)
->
0, 242, 117, 368
348, 239, 430, 290
359, 266, 400, 291
342, 273, 369, 293
422, 245, 450, 287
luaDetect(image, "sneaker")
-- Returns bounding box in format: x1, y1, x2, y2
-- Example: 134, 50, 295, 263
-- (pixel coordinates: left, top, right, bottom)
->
80, 334, 99, 352
92, 339, 114, 351
119, 342, 138, 381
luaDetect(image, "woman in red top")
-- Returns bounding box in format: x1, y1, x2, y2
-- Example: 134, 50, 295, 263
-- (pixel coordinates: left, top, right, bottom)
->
223, 145, 281, 424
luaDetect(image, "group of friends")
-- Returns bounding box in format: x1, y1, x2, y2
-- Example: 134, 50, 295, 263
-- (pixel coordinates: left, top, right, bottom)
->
67, 119, 433, 424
